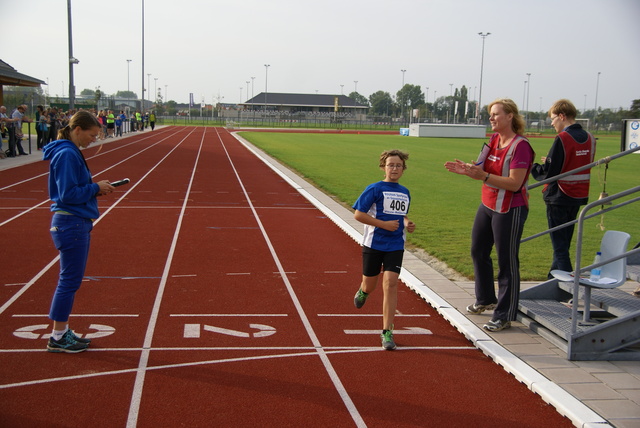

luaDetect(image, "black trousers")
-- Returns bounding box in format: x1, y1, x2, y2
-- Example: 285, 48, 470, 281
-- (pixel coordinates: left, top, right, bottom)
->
546, 204, 580, 278
471, 204, 528, 321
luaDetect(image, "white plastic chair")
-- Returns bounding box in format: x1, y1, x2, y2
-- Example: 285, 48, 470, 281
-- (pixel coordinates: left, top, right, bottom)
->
551, 230, 631, 322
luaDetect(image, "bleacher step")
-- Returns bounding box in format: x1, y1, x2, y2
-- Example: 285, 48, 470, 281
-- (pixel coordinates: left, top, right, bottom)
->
556, 282, 640, 317
518, 299, 590, 339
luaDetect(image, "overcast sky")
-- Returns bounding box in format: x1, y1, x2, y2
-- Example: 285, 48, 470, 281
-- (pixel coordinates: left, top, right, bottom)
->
4, 0, 639, 112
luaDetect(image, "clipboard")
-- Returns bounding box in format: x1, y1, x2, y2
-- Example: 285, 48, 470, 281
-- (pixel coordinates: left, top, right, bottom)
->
476, 143, 490, 166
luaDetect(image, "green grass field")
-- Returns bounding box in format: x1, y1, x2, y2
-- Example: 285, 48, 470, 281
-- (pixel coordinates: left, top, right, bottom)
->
240, 131, 639, 281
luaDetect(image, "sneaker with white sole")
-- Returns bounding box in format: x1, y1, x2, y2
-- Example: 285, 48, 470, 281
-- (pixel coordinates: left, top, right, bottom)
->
483, 319, 511, 332
466, 302, 496, 315
381, 328, 396, 350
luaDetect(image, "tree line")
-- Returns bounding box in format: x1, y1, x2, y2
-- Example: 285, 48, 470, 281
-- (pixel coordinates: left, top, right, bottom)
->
350, 84, 640, 128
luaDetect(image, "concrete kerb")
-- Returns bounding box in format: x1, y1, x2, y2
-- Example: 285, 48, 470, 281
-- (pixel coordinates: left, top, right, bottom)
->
230, 131, 613, 428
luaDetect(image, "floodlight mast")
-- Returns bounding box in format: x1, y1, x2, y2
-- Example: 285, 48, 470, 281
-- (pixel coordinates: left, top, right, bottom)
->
67, 0, 76, 110
477, 32, 491, 124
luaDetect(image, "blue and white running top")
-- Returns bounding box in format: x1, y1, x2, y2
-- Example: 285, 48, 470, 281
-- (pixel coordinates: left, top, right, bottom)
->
352, 181, 411, 252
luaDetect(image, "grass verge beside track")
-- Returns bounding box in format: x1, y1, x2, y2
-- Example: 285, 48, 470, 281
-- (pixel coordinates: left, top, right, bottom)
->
240, 131, 638, 281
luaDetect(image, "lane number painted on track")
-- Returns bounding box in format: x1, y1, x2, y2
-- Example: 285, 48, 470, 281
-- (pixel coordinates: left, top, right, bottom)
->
13, 324, 116, 340
183, 323, 276, 338
343, 327, 433, 335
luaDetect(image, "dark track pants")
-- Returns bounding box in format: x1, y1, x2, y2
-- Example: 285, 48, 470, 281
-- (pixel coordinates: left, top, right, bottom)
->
471, 204, 528, 322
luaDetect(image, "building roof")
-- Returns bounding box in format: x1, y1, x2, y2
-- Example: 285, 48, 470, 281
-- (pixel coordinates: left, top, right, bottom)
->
242, 93, 368, 109
0, 60, 45, 87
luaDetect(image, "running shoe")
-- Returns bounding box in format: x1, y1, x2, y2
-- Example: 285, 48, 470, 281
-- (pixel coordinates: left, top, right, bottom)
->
47, 334, 89, 353
381, 329, 396, 350
64, 329, 91, 344
466, 302, 496, 315
483, 319, 511, 332
354, 289, 369, 309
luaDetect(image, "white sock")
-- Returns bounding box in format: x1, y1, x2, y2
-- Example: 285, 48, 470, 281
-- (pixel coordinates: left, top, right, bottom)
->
51, 327, 68, 341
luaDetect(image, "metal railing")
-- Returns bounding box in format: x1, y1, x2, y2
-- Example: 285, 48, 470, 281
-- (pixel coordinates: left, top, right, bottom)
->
520, 145, 640, 335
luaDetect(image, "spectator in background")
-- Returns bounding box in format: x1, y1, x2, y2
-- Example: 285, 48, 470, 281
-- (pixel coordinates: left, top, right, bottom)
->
106, 110, 115, 138
9, 105, 33, 156
48, 107, 59, 144
115, 111, 123, 137
1, 106, 18, 156
97, 110, 107, 140
135, 111, 142, 131
37, 106, 50, 150
531, 99, 596, 279
118, 110, 127, 134
130, 111, 138, 132
149, 111, 156, 130
35, 105, 45, 150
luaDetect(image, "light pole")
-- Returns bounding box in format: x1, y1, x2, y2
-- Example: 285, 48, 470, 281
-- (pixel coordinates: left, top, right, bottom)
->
583, 94, 587, 114
264, 64, 270, 115
526, 72, 531, 126
147, 73, 151, 111
340, 84, 344, 95
154, 77, 158, 103
141, 0, 145, 114
477, 32, 491, 124
67, 0, 77, 110
126, 59, 132, 93
400, 69, 406, 121
594, 71, 601, 112
246, 81, 250, 103
354, 80, 358, 114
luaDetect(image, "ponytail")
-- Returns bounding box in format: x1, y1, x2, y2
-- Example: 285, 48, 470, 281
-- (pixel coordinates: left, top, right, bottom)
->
57, 125, 72, 140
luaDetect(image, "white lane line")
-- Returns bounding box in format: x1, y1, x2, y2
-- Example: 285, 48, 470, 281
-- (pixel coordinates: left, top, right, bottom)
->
216, 128, 366, 428
317, 314, 430, 317
12, 314, 139, 317
169, 314, 288, 317
0, 346, 476, 390
126, 128, 201, 428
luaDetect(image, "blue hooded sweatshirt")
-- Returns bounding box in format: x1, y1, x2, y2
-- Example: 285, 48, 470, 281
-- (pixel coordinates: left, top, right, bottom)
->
43, 139, 101, 219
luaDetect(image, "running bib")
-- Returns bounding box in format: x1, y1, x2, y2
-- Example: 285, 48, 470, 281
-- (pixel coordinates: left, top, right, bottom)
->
382, 192, 409, 215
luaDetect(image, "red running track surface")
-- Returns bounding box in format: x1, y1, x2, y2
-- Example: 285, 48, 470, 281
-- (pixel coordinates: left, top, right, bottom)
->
0, 127, 572, 427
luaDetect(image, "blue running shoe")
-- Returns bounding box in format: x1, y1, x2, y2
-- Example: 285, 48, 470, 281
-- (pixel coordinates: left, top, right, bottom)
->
47, 333, 89, 353
64, 329, 91, 344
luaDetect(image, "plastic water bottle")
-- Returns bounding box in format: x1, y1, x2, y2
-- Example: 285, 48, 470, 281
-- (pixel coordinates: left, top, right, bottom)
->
590, 251, 602, 281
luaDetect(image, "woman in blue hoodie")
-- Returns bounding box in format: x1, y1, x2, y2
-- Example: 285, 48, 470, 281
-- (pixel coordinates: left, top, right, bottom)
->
43, 111, 114, 353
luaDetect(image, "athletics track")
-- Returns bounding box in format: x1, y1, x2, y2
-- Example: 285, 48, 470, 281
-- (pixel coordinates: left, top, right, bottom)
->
0, 126, 576, 427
